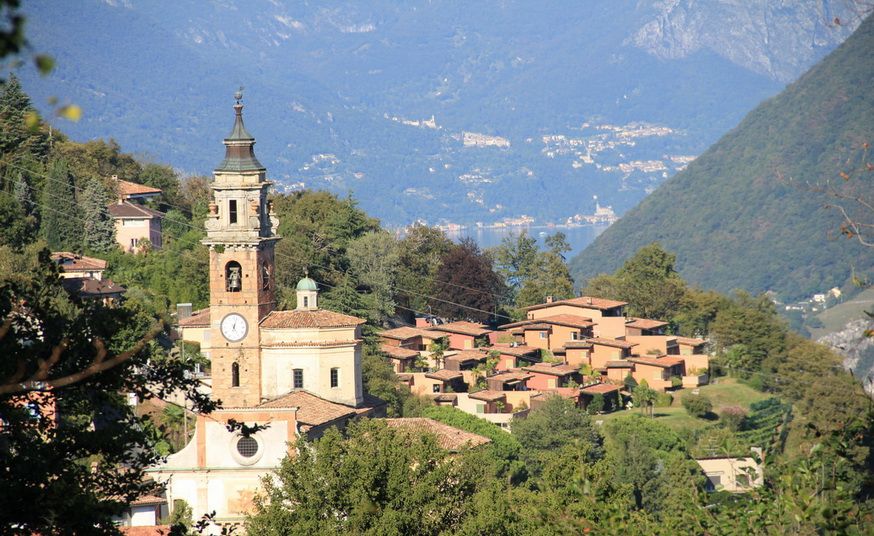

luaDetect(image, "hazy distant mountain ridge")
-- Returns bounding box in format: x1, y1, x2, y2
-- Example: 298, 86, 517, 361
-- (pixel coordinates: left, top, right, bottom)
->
570, 13, 874, 301
629, 0, 860, 82
18, 0, 863, 226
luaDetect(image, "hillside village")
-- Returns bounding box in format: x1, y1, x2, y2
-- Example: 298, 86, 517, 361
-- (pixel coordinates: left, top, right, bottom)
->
2, 7, 874, 535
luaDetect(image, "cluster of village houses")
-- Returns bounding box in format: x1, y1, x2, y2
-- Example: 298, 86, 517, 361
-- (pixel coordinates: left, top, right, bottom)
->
381, 297, 710, 428
37, 100, 760, 533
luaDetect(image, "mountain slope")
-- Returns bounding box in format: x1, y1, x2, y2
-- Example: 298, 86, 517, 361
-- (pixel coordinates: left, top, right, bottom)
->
570, 14, 874, 301
18, 1, 860, 226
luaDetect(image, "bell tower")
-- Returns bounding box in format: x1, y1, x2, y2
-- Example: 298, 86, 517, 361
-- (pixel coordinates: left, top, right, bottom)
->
203, 90, 280, 408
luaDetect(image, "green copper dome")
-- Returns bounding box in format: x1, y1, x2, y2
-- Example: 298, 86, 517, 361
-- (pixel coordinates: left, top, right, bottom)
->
296, 277, 318, 291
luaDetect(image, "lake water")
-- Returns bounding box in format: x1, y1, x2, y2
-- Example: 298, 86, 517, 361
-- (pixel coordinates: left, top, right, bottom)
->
443, 224, 610, 260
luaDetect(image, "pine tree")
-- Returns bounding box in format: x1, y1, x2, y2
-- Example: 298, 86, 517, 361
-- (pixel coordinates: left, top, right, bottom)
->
0, 74, 49, 165
40, 159, 80, 251
80, 177, 116, 253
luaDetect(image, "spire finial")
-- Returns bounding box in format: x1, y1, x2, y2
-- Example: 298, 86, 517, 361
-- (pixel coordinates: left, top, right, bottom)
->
234, 86, 244, 105
304, 267, 309, 278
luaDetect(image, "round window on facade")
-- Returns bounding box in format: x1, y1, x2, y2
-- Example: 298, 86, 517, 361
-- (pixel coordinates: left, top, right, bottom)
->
236, 436, 259, 458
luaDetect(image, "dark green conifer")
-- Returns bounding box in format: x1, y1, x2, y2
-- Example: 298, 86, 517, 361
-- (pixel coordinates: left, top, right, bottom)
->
39, 159, 80, 251
80, 177, 116, 253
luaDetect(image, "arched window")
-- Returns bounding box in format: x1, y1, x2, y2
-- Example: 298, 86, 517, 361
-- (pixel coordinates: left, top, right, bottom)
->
231, 362, 240, 387
225, 261, 242, 292
261, 262, 270, 291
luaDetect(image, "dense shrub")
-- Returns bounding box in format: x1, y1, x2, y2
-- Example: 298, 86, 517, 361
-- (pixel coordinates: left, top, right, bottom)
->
654, 392, 674, 408
719, 406, 747, 431
682, 394, 713, 418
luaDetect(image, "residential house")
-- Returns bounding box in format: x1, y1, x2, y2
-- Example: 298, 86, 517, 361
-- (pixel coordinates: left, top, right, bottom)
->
428, 321, 493, 350
500, 314, 595, 352
628, 356, 686, 391
491, 344, 541, 371
109, 201, 164, 252
444, 349, 489, 371
522, 362, 582, 390
697, 451, 764, 492
525, 296, 628, 339
589, 338, 637, 370
384, 418, 491, 452
51, 252, 107, 280
380, 344, 421, 373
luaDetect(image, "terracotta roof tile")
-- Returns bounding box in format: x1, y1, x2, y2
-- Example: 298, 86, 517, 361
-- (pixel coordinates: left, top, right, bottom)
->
51, 252, 107, 272
384, 418, 490, 451
606, 360, 634, 368
676, 336, 707, 346
130, 494, 166, 506
563, 340, 593, 349
526, 296, 627, 312
108, 201, 165, 219
469, 389, 507, 402
628, 356, 685, 368
425, 369, 463, 382
429, 321, 492, 337
538, 387, 583, 399
258, 390, 356, 427
523, 362, 579, 376
581, 383, 621, 395
536, 314, 596, 329
488, 370, 533, 383
380, 344, 420, 360
444, 349, 488, 364
626, 317, 669, 330
588, 337, 637, 349
114, 178, 162, 198
492, 344, 540, 357
379, 326, 433, 341
178, 308, 210, 328
61, 277, 126, 298
260, 309, 365, 329
120, 527, 172, 536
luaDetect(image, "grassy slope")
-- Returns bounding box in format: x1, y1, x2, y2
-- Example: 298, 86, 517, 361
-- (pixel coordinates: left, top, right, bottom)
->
598, 378, 767, 432
570, 14, 874, 301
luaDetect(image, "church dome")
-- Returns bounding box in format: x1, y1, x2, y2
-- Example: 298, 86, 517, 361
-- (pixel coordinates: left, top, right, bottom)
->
296, 276, 318, 291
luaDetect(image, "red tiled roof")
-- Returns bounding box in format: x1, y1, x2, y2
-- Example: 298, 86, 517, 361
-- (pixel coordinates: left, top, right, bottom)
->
488, 370, 533, 383
262, 340, 360, 348
523, 362, 579, 376
425, 369, 463, 382
538, 387, 583, 399
130, 494, 166, 506
444, 349, 488, 364
606, 360, 634, 368
258, 390, 356, 428
384, 418, 490, 451
108, 201, 165, 219
120, 527, 172, 536
178, 308, 210, 328
380, 344, 420, 360
429, 321, 492, 337
626, 317, 669, 330
51, 252, 107, 272
536, 314, 596, 329
492, 344, 540, 357
260, 309, 366, 329
676, 336, 707, 346
588, 337, 637, 349
581, 383, 621, 395
61, 277, 126, 298
563, 340, 593, 349
469, 389, 507, 402
115, 178, 162, 198
525, 296, 627, 312
628, 356, 685, 368
379, 326, 433, 341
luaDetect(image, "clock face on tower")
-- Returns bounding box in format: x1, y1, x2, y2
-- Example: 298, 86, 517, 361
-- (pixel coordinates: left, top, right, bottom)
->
220, 313, 248, 342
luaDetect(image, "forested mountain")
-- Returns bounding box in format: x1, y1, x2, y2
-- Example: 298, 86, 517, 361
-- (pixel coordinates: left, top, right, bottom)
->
16, 0, 862, 226
570, 13, 874, 302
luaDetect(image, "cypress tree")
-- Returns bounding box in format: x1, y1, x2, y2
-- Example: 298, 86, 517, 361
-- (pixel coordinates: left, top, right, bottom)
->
40, 159, 80, 251
80, 177, 116, 253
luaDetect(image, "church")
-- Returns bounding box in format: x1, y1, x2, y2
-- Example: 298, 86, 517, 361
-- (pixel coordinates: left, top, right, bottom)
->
149, 94, 384, 525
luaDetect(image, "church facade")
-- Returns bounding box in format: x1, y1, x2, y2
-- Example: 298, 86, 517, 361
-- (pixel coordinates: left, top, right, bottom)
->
149, 96, 384, 525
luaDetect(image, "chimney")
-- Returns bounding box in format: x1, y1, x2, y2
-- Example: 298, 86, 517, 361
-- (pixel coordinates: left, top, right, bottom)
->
545, 295, 554, 304
177, 303, 193, 321
586, 297, 592, 305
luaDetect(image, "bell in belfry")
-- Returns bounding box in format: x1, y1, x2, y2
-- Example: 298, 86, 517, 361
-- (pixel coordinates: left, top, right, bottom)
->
227, 266, 242, 291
